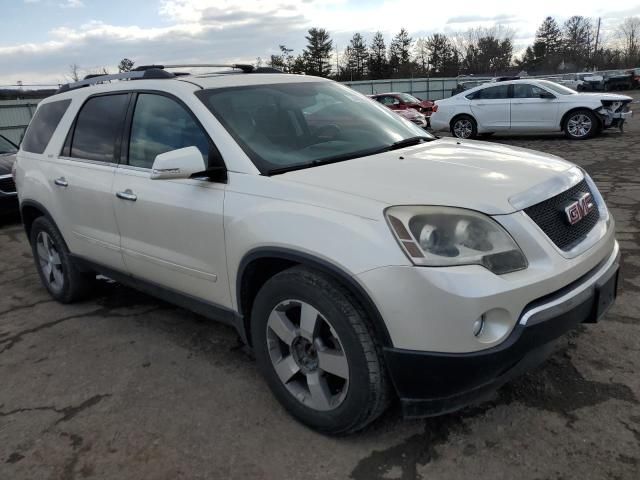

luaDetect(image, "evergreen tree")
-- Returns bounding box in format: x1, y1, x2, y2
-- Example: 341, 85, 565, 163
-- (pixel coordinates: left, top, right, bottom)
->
389, 28, 412, 76
368, 31, 389, 79
347, 33, 368, 80
425, 33, 459, 76
303, 28, 333, 77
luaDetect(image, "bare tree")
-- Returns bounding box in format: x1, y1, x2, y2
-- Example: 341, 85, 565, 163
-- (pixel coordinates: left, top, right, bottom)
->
68, 63, 81, 82
616, 16, 640, 66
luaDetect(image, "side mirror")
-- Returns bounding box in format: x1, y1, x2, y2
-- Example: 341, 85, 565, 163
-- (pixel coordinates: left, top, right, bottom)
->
151, 146, 206, 180
539, 92, 555, 99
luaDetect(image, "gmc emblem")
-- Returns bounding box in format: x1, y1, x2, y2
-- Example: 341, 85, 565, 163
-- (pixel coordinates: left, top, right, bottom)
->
564, 192, 595, 225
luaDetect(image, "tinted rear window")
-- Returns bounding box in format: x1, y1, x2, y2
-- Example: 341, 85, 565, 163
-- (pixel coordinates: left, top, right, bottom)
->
21, 99, 71, 154
70, 94, 129, 163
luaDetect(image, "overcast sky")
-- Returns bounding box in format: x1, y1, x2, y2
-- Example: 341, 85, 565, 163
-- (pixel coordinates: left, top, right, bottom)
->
1, 0, 639, 85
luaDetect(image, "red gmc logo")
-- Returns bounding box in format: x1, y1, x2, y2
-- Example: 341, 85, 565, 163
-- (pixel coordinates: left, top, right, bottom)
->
565, 192, 595, 225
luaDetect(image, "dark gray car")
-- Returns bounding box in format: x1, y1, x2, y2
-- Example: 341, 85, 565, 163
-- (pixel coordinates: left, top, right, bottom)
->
0, 134, 18, 215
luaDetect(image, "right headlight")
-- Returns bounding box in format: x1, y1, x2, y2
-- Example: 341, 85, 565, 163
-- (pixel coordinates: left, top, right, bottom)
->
385, 206, 528, 275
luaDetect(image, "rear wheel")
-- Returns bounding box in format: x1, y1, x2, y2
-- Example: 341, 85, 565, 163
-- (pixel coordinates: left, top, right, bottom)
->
564, 110, 598, 140
30, 217, 95, 303
251, 266, 390, 435
451, 115, 477, 139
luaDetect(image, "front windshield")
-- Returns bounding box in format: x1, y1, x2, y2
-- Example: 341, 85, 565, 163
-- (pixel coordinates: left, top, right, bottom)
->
0, 135, 17, 154
537, 80, 576, 95
397, 93, 421, 103
196, 81, 432, 174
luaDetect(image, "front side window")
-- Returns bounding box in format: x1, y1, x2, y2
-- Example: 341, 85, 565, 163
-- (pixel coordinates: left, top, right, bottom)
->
196, 81, 431, 174
513, 84, 549, 98
22, 99, 71, 154
128, 94, 211, 169
70, 94, 129, 162
397, 93, 421, 103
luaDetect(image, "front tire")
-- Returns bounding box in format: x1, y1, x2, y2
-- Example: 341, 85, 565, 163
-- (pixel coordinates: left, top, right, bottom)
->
30, 217, 94, 303
451, 115, 477, 139
251, 266, 390, 435
564, 110, 598, 140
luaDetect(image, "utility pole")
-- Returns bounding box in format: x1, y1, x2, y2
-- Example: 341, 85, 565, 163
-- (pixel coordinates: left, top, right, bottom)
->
593, 17, 601, 70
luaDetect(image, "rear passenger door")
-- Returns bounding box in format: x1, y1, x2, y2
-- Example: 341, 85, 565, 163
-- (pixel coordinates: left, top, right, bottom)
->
468, 85, 511, 130
111, 92, 230, 307
55, 93, 130, 271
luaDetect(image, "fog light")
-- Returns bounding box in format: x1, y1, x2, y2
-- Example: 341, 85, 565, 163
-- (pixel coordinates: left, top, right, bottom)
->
473, 315, 485, 337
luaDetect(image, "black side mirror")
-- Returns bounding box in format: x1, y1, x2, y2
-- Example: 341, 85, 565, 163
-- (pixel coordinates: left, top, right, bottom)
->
539, 92, 555, 99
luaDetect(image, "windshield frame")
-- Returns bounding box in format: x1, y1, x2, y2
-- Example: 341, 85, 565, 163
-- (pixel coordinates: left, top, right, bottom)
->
0, 134, 18, 154
195, 81, 434, 175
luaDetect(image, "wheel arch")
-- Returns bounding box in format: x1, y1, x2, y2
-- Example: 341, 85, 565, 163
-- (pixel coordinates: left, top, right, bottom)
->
236, 247, 394, 349
20, 200, 63, 244
449, 113, 476, 131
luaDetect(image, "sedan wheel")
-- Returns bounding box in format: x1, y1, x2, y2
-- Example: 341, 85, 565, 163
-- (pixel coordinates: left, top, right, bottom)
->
266, 299, 349, 411
452, 117, 476, 139
567, 114, 592, 138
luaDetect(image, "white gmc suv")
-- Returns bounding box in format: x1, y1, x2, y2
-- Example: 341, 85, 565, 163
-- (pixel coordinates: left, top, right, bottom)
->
14, 66, 619, 435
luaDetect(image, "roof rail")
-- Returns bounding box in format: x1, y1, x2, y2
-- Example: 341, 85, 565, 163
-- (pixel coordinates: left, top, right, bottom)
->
56, 68, 174, 94
136, 63, 256, 73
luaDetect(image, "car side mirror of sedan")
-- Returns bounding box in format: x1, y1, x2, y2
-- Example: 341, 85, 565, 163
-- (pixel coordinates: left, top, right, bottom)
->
539, 92, 556, 99
151, 146, 207, 180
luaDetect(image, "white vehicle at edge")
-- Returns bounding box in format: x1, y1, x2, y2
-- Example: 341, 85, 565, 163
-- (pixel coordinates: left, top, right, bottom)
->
430, 78, 633, 140
15, 66, 619, 435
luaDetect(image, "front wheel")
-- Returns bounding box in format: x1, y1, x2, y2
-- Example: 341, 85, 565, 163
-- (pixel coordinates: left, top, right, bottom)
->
451, 116, 477, 139
564, 110, 598, 140
251, 266, 390, 435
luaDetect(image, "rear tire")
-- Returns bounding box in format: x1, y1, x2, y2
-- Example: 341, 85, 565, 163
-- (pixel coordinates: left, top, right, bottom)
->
451, 115, 477, 139
251, 266, 390, 435
564, 109, 598, 140
30, 217, 95, 303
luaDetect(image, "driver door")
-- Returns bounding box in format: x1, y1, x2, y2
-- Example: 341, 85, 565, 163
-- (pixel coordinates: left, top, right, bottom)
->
111, 92, 230, 307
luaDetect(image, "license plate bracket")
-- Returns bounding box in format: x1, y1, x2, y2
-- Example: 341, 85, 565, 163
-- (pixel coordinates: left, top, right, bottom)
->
586, 267, 619, 323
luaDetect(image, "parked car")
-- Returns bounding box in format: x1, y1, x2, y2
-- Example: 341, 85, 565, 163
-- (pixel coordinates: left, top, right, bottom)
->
16, 66, 619, 434
603, 70, 634, 91
576, 73, 605, 91
557, 74, 585, 91
431, 79, 633, 140
368, 95, 428, 128
0, 134, 18, 215
369, 92, 434, 116
632, 68, 640, 89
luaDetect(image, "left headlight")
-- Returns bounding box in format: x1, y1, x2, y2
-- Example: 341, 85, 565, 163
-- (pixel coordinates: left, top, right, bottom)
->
385, 206, 528, 275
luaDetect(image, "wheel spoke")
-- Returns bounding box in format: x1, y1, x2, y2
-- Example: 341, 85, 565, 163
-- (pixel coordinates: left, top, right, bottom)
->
36, 241, 48, 262
42, 262, 52, 277
42, 233, 52, 253
299, 302, 319, 340
50, 251, 62, 267
273, 355, 299, 384
51, 266, 64, 286
317, 348, 349, 379
267, 310, 297, 346
306, 372, 332, 410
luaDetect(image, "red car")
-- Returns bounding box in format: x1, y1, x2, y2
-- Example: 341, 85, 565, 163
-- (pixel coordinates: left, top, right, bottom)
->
369, 92, 435, 116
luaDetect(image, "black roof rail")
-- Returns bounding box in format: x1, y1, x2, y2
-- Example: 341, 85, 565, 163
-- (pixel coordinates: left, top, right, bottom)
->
495, 76, 521, 82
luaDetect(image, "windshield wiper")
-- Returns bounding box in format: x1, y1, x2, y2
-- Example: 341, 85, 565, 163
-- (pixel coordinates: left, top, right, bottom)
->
386, 136, 433, 151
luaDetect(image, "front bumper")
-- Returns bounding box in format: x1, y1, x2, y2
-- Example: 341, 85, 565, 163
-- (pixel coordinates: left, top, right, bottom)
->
384, 247, 620, 418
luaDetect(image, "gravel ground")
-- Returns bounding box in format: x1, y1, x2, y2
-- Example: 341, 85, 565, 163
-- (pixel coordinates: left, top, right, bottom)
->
1, 91, 639, 480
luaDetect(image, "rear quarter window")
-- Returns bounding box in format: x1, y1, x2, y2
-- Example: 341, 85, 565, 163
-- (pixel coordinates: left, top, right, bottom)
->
21, 99, 71, 154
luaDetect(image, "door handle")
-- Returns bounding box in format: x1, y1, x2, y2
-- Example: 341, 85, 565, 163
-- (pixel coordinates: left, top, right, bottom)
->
116, 189, 137, 202
54, 177, 68, 188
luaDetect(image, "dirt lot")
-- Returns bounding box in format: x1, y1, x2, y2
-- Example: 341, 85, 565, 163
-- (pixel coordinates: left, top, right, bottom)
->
1, 92, 639, 480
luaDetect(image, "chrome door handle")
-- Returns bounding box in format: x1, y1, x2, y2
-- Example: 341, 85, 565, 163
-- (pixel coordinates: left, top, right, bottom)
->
54, 177, 68, 188
116, 189, 137, 201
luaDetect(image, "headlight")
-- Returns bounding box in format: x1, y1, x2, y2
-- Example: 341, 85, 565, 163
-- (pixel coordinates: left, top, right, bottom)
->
385, 206, 527, 274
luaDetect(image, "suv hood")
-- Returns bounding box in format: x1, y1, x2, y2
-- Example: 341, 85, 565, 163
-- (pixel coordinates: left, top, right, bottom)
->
279, 138, 574, 215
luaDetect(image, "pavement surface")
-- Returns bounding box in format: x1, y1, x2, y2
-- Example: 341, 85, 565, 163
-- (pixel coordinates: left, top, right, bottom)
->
1, 91, 640, 480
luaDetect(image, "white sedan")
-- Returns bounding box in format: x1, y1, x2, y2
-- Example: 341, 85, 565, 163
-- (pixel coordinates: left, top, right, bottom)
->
430, 79, 633, 140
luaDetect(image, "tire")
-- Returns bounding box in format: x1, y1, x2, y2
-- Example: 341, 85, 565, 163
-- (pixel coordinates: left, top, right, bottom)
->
451, 115, 477, 139
251, 266, 390, 435
564, 109, 598, 140
30, 216, 95, 303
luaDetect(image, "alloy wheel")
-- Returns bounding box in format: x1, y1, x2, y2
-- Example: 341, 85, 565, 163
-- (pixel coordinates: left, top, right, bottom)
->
567, 114, 593, 138
453, 119, 473, 138
36, 231, 64, 293
266, 299, 349, 411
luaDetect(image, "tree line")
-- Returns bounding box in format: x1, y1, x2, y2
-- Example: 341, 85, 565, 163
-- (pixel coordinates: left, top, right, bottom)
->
268, 16, 640, 80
